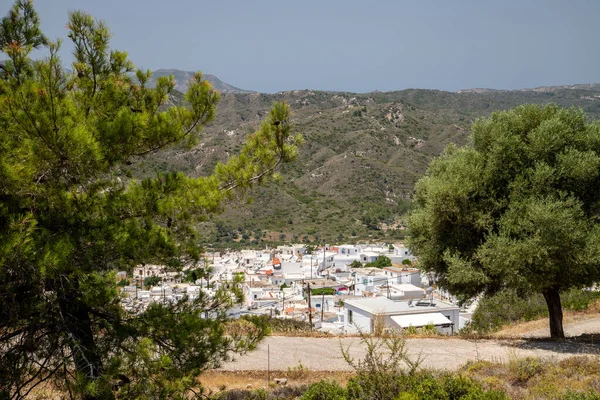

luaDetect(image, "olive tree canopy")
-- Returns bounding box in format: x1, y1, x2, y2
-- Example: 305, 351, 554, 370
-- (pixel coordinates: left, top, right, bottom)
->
408, 104, 600, 338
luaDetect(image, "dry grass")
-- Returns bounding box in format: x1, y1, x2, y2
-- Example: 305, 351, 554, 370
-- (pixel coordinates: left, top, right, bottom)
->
493, 307, 600, 338
199, 370, 355, 393
269, 330, 333, 338
462, 355, 600, 399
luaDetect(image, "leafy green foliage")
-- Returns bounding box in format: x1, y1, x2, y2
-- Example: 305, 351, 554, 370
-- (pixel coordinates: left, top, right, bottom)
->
365, 255, 392, 269
143, 276, 162, 288
408, 104, 600, 337
300, 380, 347, 400
311, 287, 336, 295
116, 278, 129, 287
349, 260, 363, 268
0, 2, 300, 398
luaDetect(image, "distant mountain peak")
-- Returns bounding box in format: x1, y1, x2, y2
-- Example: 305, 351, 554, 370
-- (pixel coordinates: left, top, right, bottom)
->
150, 69, 254, 94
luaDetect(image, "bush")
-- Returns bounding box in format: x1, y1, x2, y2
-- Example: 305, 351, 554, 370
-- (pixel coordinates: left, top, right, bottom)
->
312, 288, 336, 296
213, 388, 269, 400
365, 255, 392, 269
561, 390, 600, 400
507, 357, 545, 384
300, 380, 347, 400
143, 276, 161, 287
342, 335, 423, 400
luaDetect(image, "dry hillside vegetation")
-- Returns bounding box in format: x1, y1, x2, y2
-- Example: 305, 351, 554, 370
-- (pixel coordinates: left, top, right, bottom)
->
133, 86, 600, 243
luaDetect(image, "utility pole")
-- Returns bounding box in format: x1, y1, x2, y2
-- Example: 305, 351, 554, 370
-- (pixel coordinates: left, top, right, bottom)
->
322, 244, 326, 274
307, 282, 313, 329
321, 292, 325, 321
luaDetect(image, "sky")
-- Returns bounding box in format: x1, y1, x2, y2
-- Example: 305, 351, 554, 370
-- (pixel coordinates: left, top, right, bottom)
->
9, 0, 600, 93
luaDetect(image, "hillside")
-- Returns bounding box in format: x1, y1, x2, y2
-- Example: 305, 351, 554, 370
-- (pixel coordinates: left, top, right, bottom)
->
132, 84, 600, 245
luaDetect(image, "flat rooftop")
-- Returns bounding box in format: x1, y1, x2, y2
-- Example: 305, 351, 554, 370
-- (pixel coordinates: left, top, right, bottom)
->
344, 296, 458, 315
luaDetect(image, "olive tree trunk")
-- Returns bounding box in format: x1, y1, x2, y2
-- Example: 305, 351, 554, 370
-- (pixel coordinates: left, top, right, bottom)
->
542, 287, 564, 339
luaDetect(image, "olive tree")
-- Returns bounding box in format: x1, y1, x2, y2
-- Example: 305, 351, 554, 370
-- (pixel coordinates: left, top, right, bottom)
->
408, 104, 600, 338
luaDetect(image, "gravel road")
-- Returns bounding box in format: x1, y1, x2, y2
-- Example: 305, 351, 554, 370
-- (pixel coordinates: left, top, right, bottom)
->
221, 336, 600, 371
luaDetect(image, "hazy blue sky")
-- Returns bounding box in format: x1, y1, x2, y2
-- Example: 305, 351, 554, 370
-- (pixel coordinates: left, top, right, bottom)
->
11, 0, 600, 93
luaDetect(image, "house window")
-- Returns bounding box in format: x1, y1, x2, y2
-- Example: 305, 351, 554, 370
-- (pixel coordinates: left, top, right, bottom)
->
348, 310, 353, 324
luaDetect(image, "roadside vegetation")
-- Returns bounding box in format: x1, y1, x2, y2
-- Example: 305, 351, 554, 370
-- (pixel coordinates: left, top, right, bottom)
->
208, 334, 600, 399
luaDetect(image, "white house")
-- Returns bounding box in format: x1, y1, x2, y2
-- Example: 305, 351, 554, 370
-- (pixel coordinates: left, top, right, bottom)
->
337, 245, 360, 256
344, 296, 460, 335
382, 266, 422, 286
352, 267, 389, 296
392, 244, 413, 260
277, 244, 307, 257
303, 251, 336, 273
359, 252, 380, 264
385, 284, 425, 300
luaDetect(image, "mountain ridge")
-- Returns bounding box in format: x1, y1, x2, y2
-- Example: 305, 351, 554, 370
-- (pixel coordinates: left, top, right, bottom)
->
133, 82, 600, 244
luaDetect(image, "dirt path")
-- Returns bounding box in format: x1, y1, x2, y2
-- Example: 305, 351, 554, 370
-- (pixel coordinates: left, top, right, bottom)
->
221, 336, 600, 371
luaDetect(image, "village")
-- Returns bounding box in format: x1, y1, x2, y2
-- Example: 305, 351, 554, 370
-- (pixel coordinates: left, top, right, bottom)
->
119, 243, 470, 335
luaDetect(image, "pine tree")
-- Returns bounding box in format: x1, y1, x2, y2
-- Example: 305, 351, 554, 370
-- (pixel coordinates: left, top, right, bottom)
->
0, 1, 302, 398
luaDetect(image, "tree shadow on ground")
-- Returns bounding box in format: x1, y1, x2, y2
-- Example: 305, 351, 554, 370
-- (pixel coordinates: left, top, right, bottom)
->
499, 334, 600, 355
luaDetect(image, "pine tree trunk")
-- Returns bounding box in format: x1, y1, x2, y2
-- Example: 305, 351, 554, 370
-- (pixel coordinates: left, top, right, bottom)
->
542, 287, 565, 339
58, 283, 104, 399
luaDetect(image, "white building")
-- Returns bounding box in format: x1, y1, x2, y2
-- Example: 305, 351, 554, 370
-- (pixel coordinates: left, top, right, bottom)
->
392, 243, 414, 260
382, 266, 422, 286
359, 252, 380, 264
277, 244, 307, 257
352, 267, 389, 296
302, 251, 336, 273
385, 284, 425, 300
344, 296, 460, 335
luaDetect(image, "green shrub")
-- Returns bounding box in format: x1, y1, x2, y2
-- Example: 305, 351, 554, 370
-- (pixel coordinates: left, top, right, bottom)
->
561, 390, 600, 400
407, 375, 449, 400
312, 288, 336, 295
213, 388, 269, 400
300, 380, 347, 400
443, 375, 483, 399
143, 276, 161, 287
507, 357, 545, 383
343, 335, 424, 400
364, 255, 392, 269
